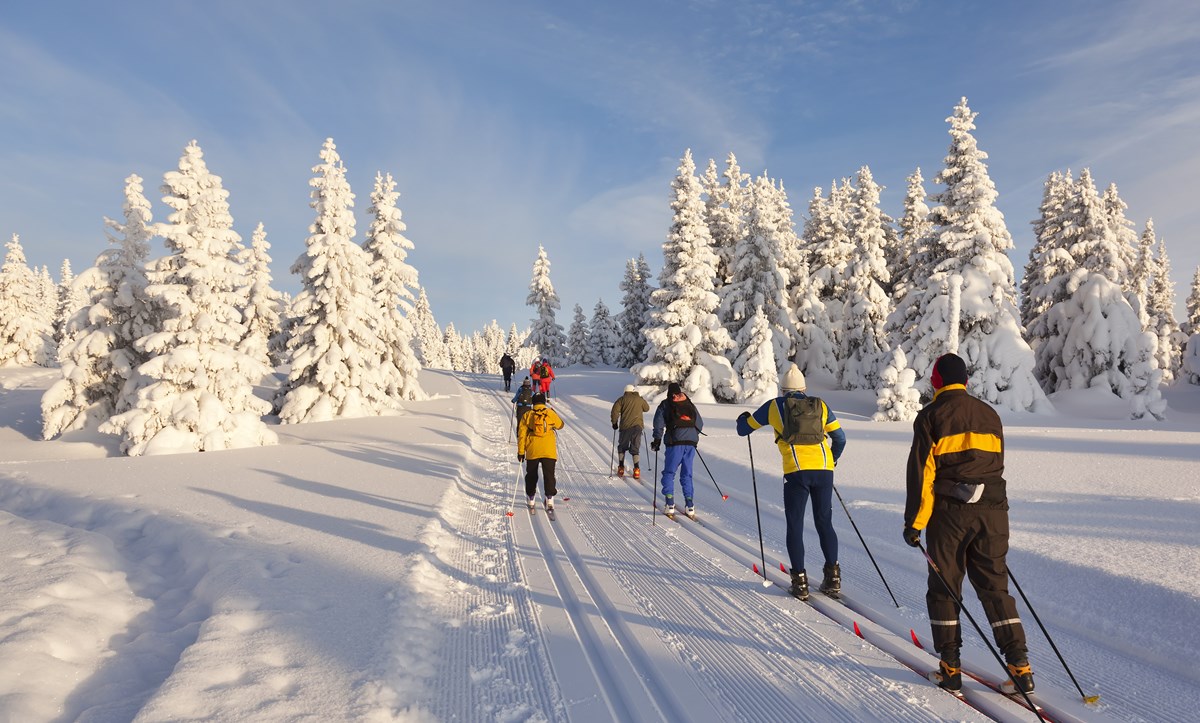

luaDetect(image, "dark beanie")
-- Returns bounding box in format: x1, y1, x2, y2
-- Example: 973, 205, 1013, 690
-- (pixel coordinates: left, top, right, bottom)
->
532, 392, 546, 404
931, 353, 968, 389
667, 382, 683, 396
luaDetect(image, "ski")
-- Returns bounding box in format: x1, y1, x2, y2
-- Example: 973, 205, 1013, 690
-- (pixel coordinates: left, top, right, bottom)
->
544, 503, 556, 521
926, 670, 965, 700
909, 629, 1051, 719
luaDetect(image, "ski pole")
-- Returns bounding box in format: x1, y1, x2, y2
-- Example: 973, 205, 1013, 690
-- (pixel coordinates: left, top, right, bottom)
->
509, 405, 516, 443
918, 542, 1044, 720
832, 484, 899, 607
1007, 568, 1099, 704
747, 437, 769, 586
693, 449, 729, 500
651, 445, 660, 526
506, 458, 523, 517
610, 427, 617, 478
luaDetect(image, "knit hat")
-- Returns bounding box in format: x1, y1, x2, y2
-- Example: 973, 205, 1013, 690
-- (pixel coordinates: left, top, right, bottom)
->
667, 382, 683, 397
624, 384, 636, 393
532, 392, 546, 404
931, 353, 968, 389
780, 363, 807, 392
522, 377, 531, 386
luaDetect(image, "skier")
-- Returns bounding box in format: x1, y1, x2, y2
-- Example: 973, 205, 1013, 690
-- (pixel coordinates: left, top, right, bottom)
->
530, 357, 555, 397
610, 384, 649, 479
512, 378, 534, 425
499, 352, 516, 392
737, 364, 846, 601
517, 392, 564, 512
902, 353, 1034, 695
650, 382, 702, 518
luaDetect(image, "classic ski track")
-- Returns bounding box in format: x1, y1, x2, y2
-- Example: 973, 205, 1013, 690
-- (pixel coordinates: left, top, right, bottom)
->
534, 388, 987, 722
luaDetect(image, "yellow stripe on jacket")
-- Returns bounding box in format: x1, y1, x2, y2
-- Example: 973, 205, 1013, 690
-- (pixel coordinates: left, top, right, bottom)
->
913, 432, 1003, 529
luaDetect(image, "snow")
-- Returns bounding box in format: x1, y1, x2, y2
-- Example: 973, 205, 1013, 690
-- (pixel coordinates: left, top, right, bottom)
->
1, 365, 1198, 722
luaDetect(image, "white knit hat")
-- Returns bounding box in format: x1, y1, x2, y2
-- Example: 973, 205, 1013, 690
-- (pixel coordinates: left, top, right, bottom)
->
624, 384, 636, 393
781, 363, 807, 392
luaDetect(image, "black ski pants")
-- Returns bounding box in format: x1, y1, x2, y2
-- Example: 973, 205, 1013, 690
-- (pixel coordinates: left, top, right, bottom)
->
925, 499, 1028, 663
524, 458, 557, 498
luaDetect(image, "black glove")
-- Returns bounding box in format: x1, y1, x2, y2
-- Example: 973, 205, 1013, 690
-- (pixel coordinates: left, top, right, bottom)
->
737, 411, 751, 424
518, 454, 525, 462
612, 422, 619, 430
650, 440, 661, 452
903, 526, 921, 548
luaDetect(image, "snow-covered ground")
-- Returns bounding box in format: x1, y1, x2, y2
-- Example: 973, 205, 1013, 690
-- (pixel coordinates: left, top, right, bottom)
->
1, 366, 1197, 722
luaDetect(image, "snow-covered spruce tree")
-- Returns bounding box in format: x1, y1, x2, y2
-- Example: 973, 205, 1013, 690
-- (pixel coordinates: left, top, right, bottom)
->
102, 142, 276, 455
240, 223, 284, 370
42, 174, 155, 438
1101, 182, 1138, 295
363, 171, 424, 400
704, 153, 750, 287
633, 149, 739, 403
720, 174, 794, 368
1144, 228, 1183, 382
804, 182, 855, 304
1021, 170, 1074, 338
0, 235, 54, 367
617, 255, 654, 368
525, 245, 567, 366
734, 305, 778, 404
505, 323, 523, 355
276, 138, 400, 423
54, 260, 89, 345
1182, 267, 1200, 385
443, 323, 464, 371
586, 299, 621, 367
873, 347, 923, 421
566, 303, 588, 366
36, 266, 57, 331
410, 287, 448, 369
891, 168, 933, 304
789, 257, 839, 380
904, 99, 1047, 412
480, 321, 505, 373
840, 166, 893, 391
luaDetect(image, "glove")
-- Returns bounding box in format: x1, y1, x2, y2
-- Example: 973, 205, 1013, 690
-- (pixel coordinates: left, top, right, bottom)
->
650, 440, 661, 452
612, 422, 619, 430
737, 411, 751, 424
903, 526, 921, 548
518, 454, 525, 462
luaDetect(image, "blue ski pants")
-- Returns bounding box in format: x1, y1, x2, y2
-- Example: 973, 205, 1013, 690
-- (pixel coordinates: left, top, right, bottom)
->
659, 444, 696, 502
783, 469, 838, 572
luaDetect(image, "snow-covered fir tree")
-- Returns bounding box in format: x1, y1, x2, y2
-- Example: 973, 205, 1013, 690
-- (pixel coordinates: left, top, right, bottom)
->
525, 245, 567, 366
585, 299, 621, 367
363, 171, 424, 400
0, 235, 54, 367
804, 182, 855, 304
1021, 170, 1075, 339
893, 168, 933, 304
903, 99, 1047, 412
617, 254, 654, 368
704, 153, 749, 287
240, 223, 283, 370
410, 287, 448, 369
720, 174, 793, 368
873, 347, 923, 421
505, 323, 523, 355
42, 174, 155, 439
789, 257, 839, 381
733, 306, 778, 404
36, 266, 57, 331
633, 149, 739, 403
566, 303, 588, 366
1144, 228, 1183, 382
479, 321, 505, 373
840, 166, 893, 390
53, 259, 89, 345
1182, 267, 1200, 385
1101, 182, 1138, 295
102, 141, 276, 455
276, 138, 400, 423
443, 323, 464, 371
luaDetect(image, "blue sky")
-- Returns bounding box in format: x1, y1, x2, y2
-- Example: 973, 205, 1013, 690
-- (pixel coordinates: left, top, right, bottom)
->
2, 1, 1198, 334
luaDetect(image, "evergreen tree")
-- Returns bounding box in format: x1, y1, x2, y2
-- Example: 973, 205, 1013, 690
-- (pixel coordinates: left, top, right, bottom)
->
566, 303, 588, 366
102, 142, 276, 454
363, 171, 424, 400
480, 321, 505, 373
505, 323, 523, 355
905, 99, 1046, 412
0, 234, 53, 367
892, 168, 933, 304
873, 347, 923, 422
586, 299, 621, 367
54, 259, 89, 345
1145, 228, 1183, 382
241, 223, 284, 369
410, 287, 448, 369
704, 153, 749, 287
733, 306, 778, 404
1022, 171, 1076, 368
1101, 182, 1138, 294
617, 255, 653, 368
36, 266, 57, 330
42, 174, 155, 438
525, 245, 567, 366
633, 150, 739, 403
443, 323, 464, 371
276, 138, 399, 423
789, 257, 839, 381
1182, 267, 1200, 385
840, 166, 893, 390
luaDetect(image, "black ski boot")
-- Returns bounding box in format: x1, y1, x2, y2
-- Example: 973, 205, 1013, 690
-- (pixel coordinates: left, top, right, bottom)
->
1003, 660, 1035, 694
819, 563, 841, 598
789, 569, 809, 601
934, 656, 962, 692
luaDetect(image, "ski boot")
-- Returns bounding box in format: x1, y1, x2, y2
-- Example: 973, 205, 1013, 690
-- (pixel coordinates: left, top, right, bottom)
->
685, 497, 696, 519
526, 496, 536, 510
617, 464, 625, 478
819, 563, 841, 598
932, 656, 962, 692
663, 495, 675, 518
789, 569, 809, 601
632, 466, 640, 480
545, 497, 554, 510
1002, 660, 1035, 694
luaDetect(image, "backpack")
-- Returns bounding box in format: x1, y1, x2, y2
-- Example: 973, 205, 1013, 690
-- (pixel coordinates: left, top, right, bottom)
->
528, 408, 553, 437
538, 363, 551, 378
516, 388, 532, 406
666, 400, 698, 430
778, 395, 825, 446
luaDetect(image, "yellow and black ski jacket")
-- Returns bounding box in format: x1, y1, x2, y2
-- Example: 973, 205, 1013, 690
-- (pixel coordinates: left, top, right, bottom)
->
904, 385, 1007, 531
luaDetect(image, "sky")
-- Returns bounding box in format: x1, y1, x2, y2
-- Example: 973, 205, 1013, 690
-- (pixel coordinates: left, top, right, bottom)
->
2, 0, 1198, 334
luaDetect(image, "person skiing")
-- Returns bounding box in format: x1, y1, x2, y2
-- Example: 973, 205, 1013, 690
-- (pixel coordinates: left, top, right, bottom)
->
512, 378, 534, 425
650, 382, 702, 518
499, 352, 516, 392
737, 363, 846, 601
610, 384, 649, 479
902, 353, 1034, 695
530, 357, 555, 397
517, 392, 564, 511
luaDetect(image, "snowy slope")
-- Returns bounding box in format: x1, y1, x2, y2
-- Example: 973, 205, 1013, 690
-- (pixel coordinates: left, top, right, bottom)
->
1, 366, 1197, 722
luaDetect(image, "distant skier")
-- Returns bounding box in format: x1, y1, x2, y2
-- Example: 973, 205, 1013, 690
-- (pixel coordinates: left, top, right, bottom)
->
737, 364, 846, 601
610, 384, 649, 479
512, 378, 534, 424
517, 392, 564, 512
902, 353, 1034, 695
530, 357, 555, 397
499, 352, 516, 392
650, 382, 702, 518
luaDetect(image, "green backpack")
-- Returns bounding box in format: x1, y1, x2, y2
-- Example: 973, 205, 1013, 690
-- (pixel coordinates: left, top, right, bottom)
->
778, 396, 826, 446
